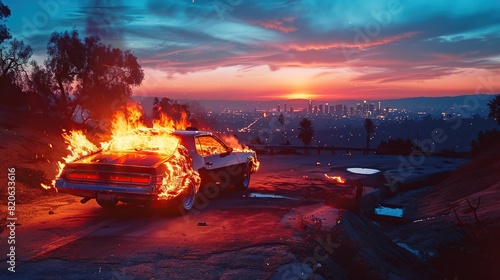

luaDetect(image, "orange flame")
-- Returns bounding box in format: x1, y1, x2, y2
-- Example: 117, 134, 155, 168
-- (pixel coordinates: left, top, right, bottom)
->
153, 110, 190, 130
220, 134, 255, 153
45, 103, 199, 200
219, 135, 259, 172
324, 174, 346, 184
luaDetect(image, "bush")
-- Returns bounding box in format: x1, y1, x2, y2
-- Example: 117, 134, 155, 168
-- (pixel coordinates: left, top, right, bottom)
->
471, 129, 500, 156
376, 138, 414, 155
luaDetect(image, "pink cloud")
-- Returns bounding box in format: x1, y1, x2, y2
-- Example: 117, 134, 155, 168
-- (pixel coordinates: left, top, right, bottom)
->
282, 32, 420, 51
251, 17, 297, 33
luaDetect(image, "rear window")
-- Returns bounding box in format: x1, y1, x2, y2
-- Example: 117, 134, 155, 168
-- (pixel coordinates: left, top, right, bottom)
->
107, 128, 179, 155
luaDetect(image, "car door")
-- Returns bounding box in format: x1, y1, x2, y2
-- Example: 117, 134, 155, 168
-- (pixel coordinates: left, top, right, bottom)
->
194, 135, 240, 187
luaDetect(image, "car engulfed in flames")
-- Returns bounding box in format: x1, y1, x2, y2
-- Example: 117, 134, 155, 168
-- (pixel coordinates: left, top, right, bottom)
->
51, 103, 259, 212
55, 128, 202, 212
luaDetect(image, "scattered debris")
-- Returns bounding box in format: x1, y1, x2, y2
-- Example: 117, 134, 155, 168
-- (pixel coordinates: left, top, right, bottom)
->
248, 192, 297, 200
374, 205, 404, 218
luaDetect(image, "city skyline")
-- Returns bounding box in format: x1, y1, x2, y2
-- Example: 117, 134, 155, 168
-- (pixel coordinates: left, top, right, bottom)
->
3, 0, 500, 100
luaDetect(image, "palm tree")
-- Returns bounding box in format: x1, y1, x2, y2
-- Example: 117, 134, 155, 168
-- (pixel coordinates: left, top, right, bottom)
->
364, 118, 375, 154
298, 118, 314, 146
488, 95, 500, 125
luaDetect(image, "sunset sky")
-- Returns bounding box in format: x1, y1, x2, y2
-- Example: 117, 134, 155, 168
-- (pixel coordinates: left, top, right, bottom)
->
4, 0, 500, 101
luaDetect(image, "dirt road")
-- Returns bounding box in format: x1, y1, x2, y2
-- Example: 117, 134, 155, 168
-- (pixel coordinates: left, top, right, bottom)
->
0, 155, 327, 279
0, 154, 466, 279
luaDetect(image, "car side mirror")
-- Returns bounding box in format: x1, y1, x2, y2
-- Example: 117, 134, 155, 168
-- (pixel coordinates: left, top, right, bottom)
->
220, 147, 233, 157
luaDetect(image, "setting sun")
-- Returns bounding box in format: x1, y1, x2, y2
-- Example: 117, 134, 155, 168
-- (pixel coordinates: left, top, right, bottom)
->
285, 92, 317, 100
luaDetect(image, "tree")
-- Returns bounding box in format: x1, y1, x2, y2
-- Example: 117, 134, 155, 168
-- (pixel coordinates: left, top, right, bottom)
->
29, 30, 144, 122
0, 2, 33, 106
488, 95, 500, 125
152, 97, 190, 123
1, 39, 33, 82
0, 1, 11, 44
298, 118, 314, 146
278, 113, 285, 144
364, 118, 375, 154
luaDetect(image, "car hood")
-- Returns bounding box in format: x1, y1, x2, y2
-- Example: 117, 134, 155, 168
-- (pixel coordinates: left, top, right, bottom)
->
75, 151, 169, 168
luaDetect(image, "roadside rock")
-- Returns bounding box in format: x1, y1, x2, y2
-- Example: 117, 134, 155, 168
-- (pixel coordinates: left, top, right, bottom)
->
325, 210, 435, 279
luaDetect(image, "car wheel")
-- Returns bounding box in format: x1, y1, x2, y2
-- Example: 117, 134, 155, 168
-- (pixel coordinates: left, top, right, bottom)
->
235, 163, 252, 190
174, 179, 197, 214
96, 198, 118, 208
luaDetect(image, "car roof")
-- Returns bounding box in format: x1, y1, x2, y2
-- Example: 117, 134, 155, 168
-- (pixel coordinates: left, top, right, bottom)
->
173, 130, 213, 137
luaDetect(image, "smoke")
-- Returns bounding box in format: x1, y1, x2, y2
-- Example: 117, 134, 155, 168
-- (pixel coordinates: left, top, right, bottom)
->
84, 0, 125, 48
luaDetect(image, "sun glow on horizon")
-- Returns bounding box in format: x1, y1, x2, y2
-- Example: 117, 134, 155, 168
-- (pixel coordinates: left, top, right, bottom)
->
284, 92, 318, 100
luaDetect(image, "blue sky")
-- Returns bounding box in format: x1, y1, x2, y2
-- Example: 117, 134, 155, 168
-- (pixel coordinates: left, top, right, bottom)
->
2, 0, 500, 100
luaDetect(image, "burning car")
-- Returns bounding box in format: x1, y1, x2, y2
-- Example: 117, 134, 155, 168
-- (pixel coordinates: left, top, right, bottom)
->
54, 127, 259, 212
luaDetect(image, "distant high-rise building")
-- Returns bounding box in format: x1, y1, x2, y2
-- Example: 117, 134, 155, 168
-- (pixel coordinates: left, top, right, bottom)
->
318, 104, 323, 114
284, 104, 287, 113
350, 107, 354, 116
289, 106, 293, 113
277, 105, 281, 113
329, 106, 334, 115
308, 100, 313, 114
314, 106, 318, 113
378, 101, 381, 111
369, 103, 375, 114
325, 103, 329, 114
335, 104, 343, 116
343, 105, 348, 116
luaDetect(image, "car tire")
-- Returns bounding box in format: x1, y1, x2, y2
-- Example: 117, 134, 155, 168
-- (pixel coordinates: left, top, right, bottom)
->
235, 163, 252, 190
173, 179, 197, 214
96, 198, 118, 208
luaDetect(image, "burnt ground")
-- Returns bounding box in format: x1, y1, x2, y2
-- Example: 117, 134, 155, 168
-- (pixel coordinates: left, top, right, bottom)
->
0, 108, 499, 279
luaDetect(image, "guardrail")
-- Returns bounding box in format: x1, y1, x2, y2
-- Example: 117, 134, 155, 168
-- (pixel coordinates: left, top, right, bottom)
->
246, 145, 467, 158
247, 145, 376, 156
